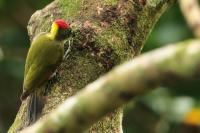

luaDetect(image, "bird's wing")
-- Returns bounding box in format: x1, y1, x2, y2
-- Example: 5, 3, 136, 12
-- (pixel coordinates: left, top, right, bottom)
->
24, 33, 46, 78
23, 61, 52, 93
23, 34, 63, 93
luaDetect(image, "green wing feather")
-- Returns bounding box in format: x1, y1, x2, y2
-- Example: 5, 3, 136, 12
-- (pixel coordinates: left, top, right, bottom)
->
24, 33, 46, 78
23, 33, 64, 97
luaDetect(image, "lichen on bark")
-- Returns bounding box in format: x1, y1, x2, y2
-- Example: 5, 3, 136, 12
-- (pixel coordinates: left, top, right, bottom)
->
8, 0, 177, 132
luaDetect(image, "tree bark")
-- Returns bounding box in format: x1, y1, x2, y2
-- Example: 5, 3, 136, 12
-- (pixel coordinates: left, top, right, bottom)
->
8, 0, 176, 132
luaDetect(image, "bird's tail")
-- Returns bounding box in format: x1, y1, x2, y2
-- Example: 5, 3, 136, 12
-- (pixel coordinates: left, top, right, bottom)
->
26, 92, 44, 126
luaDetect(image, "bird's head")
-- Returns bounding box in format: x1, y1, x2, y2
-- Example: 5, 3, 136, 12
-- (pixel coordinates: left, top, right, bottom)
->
49, 19, 71, 40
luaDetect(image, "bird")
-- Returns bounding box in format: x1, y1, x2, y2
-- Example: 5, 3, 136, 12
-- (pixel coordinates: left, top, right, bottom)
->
21, 19, 71, 125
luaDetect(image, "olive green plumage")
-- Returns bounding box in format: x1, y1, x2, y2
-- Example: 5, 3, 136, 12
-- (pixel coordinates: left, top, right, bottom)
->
21, 33, 64, 99
21, 19, 71, 125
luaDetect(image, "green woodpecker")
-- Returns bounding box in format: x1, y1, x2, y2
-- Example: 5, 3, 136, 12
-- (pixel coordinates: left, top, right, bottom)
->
21, 19, 71, 125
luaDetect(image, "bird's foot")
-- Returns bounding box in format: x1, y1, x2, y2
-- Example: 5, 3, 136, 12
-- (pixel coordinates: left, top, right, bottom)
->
44, 71, 59, 95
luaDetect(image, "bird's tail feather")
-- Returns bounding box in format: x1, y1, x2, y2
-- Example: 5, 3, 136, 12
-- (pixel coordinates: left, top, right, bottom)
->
26, 92, 43, 126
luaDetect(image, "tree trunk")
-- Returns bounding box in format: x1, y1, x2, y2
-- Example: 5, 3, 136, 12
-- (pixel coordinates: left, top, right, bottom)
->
8, 0, 176, 132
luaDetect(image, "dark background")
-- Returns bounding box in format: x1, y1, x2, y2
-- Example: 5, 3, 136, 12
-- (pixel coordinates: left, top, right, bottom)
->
0, 1, 199, 133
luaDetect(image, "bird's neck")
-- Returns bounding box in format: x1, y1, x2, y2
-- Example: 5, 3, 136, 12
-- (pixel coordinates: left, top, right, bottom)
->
48, 23, 59, 40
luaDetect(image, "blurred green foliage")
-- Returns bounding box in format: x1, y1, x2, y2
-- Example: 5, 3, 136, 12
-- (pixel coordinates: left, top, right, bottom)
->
0, 1, 200, 133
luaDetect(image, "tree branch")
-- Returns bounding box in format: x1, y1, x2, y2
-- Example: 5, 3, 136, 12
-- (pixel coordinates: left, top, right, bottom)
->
179, 0, 200, 38
21, 39, 200, 133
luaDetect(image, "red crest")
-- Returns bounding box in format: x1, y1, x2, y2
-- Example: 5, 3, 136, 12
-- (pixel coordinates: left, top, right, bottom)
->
54, 19, 70, 29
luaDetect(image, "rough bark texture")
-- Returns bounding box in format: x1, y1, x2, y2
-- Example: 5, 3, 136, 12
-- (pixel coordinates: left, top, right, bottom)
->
20, 40, 200, 133
9, 0, 176, 132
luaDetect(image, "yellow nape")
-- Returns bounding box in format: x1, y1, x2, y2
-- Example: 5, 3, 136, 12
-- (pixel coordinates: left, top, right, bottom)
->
48, 22, 59, 40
